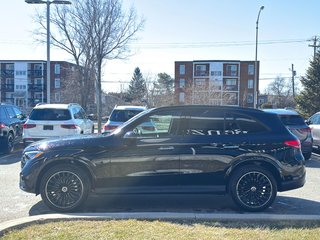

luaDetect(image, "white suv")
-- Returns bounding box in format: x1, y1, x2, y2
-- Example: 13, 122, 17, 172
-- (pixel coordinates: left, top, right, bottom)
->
102, 105, 147, 133
23, 103, 94, 145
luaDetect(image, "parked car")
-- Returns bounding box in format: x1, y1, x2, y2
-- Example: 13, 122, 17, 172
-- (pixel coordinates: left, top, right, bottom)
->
306, 111, 320, 150
0, 103, 26, 153
20, 105, 305, 212
23, 103, 94, 146
263, 109, 313, 160
102, 105, 147, 133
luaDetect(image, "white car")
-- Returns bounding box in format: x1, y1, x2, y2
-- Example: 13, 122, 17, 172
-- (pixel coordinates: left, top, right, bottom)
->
102, 105, 147, 133
23, 103, 94, 145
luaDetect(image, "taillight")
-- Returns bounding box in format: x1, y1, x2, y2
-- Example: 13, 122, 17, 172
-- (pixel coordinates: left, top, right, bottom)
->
23, 124, 36, 129
61, 124, 78, 129
0, 123, 5, 128
284, 139, 301, 149
103, 125, 118, 131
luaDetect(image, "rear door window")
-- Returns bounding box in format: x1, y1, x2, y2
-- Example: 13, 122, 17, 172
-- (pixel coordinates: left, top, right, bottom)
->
225, 112, 268, 134
186, 109, 225, 136
29, 109, 71, 121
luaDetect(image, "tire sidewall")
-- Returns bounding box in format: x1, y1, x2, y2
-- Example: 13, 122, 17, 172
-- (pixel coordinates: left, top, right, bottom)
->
229, 165, 277, 212
4, 133, 14, 154
40, 164, 90, 212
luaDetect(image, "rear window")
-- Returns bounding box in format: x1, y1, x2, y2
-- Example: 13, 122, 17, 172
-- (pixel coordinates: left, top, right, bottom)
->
29, 109, 71, 121
279, 115, 305, 126
110, 109, 143, 122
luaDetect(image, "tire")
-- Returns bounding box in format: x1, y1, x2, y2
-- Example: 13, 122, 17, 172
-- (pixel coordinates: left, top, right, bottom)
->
39, 164, 90, 212
4, 133, 14, 154
229, 165, 277, 212
303, 151, 312, 161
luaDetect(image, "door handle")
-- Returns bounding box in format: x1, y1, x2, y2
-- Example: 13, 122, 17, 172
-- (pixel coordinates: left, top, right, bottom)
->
159, 146, 174, 151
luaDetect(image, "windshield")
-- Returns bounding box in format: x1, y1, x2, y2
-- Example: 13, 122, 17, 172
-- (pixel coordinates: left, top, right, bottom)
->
29, 109, 71, 121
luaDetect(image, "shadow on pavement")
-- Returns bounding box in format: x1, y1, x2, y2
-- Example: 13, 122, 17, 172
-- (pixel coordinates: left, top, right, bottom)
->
28, 194, 320, 216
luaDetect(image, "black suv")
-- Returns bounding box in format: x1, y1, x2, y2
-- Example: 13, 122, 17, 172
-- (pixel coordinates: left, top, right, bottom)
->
0, 103, 25, 153
20, 105, 306, 212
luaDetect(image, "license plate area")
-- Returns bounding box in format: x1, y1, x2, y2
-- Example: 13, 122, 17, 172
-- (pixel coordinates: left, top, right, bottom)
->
43, 125, 53, 130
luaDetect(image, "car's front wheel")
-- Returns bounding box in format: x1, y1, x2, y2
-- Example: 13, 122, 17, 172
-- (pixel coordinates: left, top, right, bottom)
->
229, 165, 277, 212
40, 164, 90, 212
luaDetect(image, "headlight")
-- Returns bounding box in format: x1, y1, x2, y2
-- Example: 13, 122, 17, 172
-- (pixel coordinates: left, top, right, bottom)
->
24, 151, 44, 160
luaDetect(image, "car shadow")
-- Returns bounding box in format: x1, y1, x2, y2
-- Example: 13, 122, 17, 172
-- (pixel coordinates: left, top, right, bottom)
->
0, 150, 22, 165
305, 156, 320, 169
28, 194, 320, 216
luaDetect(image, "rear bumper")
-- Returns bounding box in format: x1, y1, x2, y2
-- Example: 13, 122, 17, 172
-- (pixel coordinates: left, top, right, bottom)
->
279, 168, 306, 191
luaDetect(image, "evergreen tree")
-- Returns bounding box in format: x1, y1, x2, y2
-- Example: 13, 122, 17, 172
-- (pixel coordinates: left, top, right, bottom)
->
126, 67, 147, 103
154, 73, 174, 94
296, 52, 320, 116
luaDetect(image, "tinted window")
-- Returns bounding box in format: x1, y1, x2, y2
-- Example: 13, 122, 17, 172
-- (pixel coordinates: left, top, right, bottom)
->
226, 113, 268, 134
29, 109, 71, 121
187, 110, 224, 136
0, 107, 7, 119
134, 110, 182, 136
5, 106, 15, 118
279, 115, 305, 125
110, 109, 143, 122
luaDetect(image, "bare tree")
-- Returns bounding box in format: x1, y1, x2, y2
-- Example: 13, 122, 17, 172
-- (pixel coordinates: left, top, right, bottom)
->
266, 76, 295, 108
34, 0, 144, 132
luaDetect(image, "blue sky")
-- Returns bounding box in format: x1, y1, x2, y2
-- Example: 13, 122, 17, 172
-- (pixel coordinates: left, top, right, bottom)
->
1, 0, 319, 92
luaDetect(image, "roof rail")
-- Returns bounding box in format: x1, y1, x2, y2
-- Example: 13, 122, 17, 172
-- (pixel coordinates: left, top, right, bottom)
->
35, 103, 46, 106
68, 103, 80, 107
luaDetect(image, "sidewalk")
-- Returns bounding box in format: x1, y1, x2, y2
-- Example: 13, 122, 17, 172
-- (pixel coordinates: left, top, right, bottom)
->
1, 212, 320, 236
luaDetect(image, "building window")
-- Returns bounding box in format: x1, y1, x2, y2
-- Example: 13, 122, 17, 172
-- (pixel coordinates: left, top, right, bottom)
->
179, 79, 185, 88
248, 64, 254, 75
195, 64, 208, 76
55, 64, 61, 75
248, 79, 254, 89
16, 71, 26, 76
6, 64, 14, 70
179, 92, 185, 103
179, 64, 185, 75
247, 93, 253, 103
55, 92, 61, 102
55, 78, 61, 88
195, 78, 206, 86
211, 71, 222, 76
226, 64, 238, 76
35, 78, 43, 85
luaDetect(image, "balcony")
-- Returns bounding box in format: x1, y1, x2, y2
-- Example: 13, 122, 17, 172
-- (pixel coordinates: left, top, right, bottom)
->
0, 70, 14, 77
28, 70, 45, 78
28, 84, 45, 92
194, 70, 209, 77
1, 84, 14, 91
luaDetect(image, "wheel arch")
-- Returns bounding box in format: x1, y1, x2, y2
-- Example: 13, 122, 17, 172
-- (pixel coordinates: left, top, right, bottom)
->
225, 157, 282, 192
35, 158, 95, 195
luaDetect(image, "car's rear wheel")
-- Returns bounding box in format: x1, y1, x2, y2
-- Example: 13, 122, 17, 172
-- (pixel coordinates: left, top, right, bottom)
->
40, 164, 90, 212
303, 151, 312, 160
229, 166, 277, 212
3, 133, 14, 154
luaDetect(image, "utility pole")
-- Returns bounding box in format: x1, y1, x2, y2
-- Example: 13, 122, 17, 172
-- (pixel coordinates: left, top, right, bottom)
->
290, 64, 296, 98
308, 36, 320, 61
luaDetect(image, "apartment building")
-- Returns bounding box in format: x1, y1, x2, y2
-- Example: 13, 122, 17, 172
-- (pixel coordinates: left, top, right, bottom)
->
0, 60, 93, 112
174, 60, 259, 108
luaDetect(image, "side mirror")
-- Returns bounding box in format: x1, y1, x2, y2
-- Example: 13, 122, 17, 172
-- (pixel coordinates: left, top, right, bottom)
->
305, 120, 311, 125
123, 131, 137, 139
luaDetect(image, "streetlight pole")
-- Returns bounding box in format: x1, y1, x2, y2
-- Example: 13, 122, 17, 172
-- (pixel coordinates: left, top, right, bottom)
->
254, 5, 264, 109
25, 0, 71, 104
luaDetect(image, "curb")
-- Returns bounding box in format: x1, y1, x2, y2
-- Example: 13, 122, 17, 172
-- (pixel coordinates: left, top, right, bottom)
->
1, 212, 320, 236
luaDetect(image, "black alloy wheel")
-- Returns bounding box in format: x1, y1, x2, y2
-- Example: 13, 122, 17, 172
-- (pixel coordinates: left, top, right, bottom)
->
40, 164, 90, 212
229, 166, 277, 212
4, 133, 14, 154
